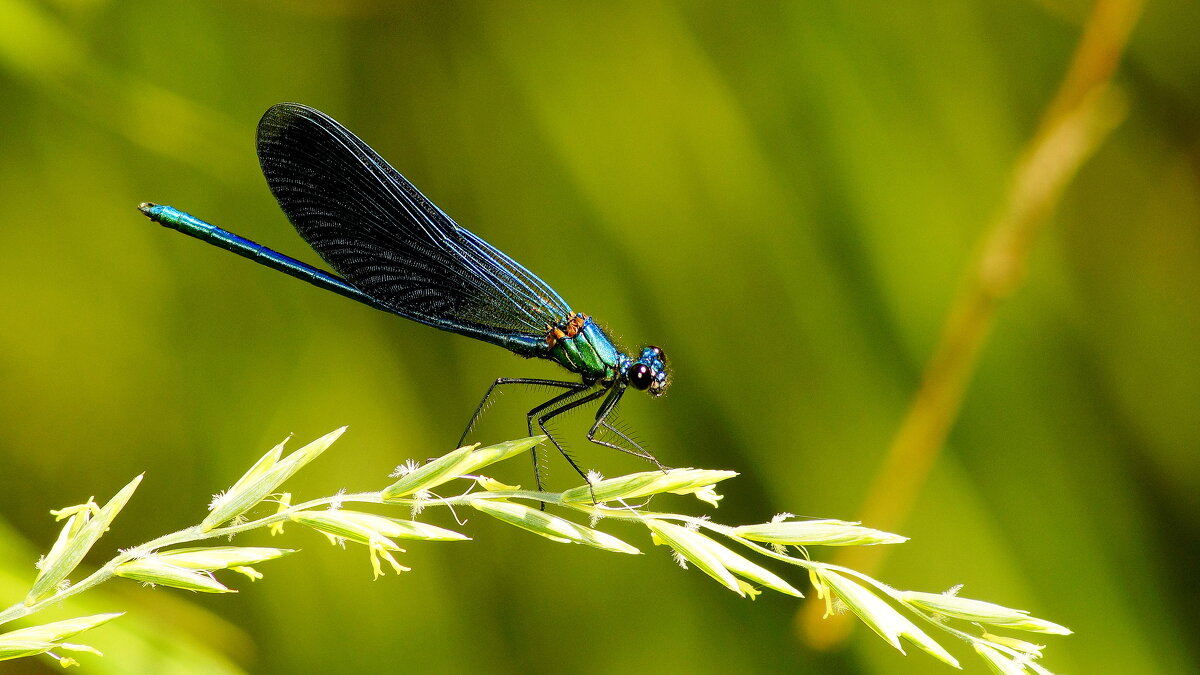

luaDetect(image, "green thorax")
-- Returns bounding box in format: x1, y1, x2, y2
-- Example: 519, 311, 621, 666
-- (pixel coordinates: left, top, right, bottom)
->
546, 316, 622, 380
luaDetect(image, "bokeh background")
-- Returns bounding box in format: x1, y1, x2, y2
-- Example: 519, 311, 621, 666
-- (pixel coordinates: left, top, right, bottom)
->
0, 1, 1196, 673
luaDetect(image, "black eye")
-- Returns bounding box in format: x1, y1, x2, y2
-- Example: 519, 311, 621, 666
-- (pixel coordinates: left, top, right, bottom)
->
628, 363, 652, 390
647, 345, 664, 359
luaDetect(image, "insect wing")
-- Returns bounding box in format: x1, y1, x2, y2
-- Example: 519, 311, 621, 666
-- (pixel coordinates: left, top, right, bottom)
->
255, 103, 573, 343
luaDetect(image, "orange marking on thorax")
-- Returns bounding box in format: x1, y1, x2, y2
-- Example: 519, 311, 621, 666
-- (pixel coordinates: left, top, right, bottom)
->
565, 313, 587, 337
545, 313, 589, 348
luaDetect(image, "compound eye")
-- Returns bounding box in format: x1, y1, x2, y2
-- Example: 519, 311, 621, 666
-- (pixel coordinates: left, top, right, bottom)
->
628, 363, 653, 390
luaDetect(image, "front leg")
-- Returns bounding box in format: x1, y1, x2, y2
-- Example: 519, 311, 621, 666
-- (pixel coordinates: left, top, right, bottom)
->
586, 385, 668, 471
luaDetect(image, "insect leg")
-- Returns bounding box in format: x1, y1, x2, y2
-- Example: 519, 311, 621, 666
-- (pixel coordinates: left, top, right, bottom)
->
458, 377, 585, 447
533, 387, 609, 488
514, 381, 593, 491
587, 386, 668, 471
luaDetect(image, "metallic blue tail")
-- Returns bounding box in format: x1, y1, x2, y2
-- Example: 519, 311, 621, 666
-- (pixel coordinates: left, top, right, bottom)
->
139, 203, 387, 312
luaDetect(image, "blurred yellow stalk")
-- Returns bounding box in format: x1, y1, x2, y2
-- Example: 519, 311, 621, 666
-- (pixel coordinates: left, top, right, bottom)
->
798, 0, 1144, 650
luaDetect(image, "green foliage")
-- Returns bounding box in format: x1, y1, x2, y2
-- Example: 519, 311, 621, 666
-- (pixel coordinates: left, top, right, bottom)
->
0, 1, 1196, 672
2, 431, 1067, 672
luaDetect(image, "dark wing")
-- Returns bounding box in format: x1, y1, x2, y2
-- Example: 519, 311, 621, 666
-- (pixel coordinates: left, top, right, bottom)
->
255, 102, 572, 350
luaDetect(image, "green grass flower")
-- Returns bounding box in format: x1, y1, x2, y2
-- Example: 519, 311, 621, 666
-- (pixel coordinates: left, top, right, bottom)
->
0, 428, 1072, 671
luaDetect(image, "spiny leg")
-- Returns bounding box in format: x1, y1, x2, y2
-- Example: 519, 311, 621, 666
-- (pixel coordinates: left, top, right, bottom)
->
524, 384, 600, 491
458, 377, 585, 448
534, 386, 610, 490
587, 386, 668, 471
525, 383, 596, 435
594, 421, 667, 469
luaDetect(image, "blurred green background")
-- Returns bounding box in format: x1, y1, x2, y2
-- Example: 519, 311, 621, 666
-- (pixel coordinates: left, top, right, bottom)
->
1, 0, 1197, 673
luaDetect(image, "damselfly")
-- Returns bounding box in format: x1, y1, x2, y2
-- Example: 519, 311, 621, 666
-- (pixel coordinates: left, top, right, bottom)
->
140, 103, 669, 489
